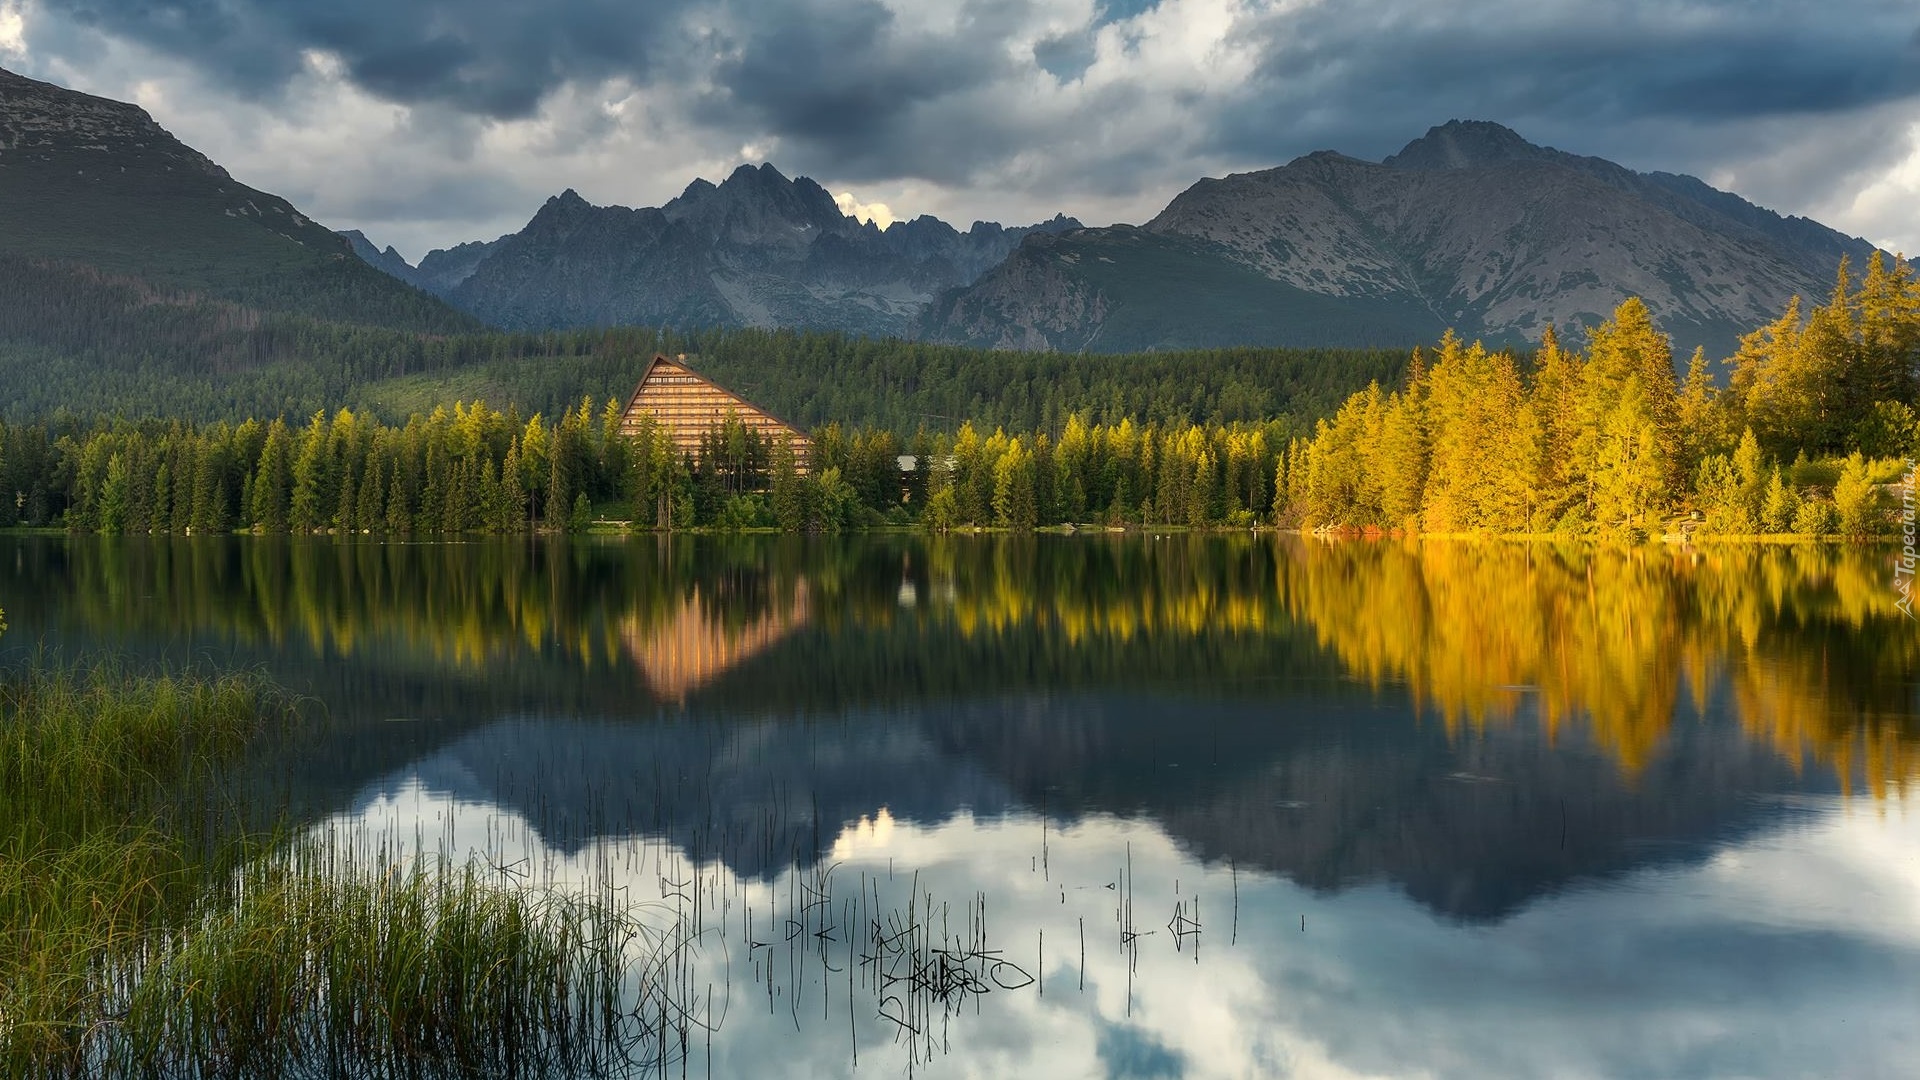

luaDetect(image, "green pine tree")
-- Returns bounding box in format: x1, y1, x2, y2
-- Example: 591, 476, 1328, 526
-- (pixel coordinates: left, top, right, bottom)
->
250, 420, 292, 534
97, 453, 130, 535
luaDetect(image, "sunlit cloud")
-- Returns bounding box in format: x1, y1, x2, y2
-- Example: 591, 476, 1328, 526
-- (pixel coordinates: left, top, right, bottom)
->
832, 191, 895, 228
1839, 119, 1920, 258
0, 1, 27, 56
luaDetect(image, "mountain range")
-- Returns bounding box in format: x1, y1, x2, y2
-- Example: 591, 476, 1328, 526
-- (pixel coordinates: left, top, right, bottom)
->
352, 167, 1082, 338
346, 121, 1878, 358
924, 121, 1876, 355
0, 60, 1886, 382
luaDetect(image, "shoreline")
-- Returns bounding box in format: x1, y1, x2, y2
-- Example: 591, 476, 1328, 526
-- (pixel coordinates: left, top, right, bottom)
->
0, 524, 1901, 544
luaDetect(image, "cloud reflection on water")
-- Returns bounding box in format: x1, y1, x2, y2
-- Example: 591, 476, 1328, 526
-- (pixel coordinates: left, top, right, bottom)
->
320, 766, 1919, 1080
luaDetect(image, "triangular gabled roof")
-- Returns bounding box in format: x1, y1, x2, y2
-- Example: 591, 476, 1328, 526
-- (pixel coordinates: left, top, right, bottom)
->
621, 353, 811, 442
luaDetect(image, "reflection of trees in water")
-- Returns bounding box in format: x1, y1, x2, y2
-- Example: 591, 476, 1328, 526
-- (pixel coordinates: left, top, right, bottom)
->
12, 532, 1913, 932
0, 535, 834, 675
920, 534, 1287, 640
1279, 539, 1919, 797
4, 533, 1915, 795
0, 533, 1307, 693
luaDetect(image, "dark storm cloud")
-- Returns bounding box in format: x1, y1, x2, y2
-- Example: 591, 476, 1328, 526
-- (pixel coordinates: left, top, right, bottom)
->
679, 0, 1065, 185
22, 0, 1920, 242
1214, 1, 1920, 164
38, 0, 1920, 163
1032, 31, 1097, 83
41, 0, 695, 117
36, 0, 1042, 181
697, 0, 996, 153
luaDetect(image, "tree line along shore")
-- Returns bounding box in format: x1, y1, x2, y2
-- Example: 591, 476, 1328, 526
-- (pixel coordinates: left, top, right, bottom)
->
1, 253, 1916, 540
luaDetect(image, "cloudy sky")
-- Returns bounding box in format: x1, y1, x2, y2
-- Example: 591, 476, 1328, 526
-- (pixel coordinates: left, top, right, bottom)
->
3, 0, 1918, 261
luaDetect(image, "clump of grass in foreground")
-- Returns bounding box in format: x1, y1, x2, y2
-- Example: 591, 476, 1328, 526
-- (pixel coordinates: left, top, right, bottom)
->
108, 850, 668, 1079
1, 663, 271, 1075
0, 663, 690, 1079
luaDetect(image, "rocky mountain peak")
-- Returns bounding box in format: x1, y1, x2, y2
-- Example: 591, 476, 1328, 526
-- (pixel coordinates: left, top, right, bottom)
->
888, 214, 962, 242
660, 161, 845, 234
337, 229, 422, 285
931, 120, 1881, 355
399, 159, 1078, 335
525, 189, 596, 229
0, 64, 225, 177
1026, 212, 1085, 234
1291, 149, 1374, 167
1383, 119, 1558, 170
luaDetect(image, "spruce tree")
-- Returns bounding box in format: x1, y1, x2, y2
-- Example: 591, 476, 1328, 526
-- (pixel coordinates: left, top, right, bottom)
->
1589, 379, 1672, 535
169, 445, 193, 534
548, 433, 573, 532
770, 440, 806, 532
1832, 453, 1882, 536
97, 454, 130, 536
1732, 428, 1767, 527
356, 452, 385, 533
501, 438, 527, 530
420, 443, 447, 534
152, 461, 172, 536
288, 412, 332, 534
384, 468, 412, 535
1583, 298, 1680, 507
992, 440, 1038, 530
1676, 347, 1723, 476
250, 420, 292, 534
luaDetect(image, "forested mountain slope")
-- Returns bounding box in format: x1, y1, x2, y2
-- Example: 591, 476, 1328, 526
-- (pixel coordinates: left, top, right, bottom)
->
0, 64, 488, 417
0, 66, 472, 331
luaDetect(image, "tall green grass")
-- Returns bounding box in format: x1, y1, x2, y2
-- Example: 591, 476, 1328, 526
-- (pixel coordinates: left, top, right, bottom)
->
1, 663, 267, 1075
110, 851, 662, 1078
0, 662, 683, 1078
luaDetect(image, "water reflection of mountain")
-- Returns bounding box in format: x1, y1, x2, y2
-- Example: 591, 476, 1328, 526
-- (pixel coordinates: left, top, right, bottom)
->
927, 693, 1822, 920
357, 685, 1823, 923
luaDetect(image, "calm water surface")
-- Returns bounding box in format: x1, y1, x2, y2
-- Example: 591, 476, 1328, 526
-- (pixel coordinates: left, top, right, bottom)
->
3, 535, 1917, 1078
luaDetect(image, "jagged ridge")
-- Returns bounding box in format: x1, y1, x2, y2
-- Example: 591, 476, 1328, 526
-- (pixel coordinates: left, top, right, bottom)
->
924, 120, 1880, 356
353, 164, 1082, 336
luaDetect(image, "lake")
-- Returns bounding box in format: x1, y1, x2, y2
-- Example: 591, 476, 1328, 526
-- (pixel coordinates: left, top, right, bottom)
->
2, 534, 1916, 1078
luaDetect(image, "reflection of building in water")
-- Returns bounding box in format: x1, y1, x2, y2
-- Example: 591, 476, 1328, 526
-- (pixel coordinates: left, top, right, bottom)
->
622, 581, 810, 702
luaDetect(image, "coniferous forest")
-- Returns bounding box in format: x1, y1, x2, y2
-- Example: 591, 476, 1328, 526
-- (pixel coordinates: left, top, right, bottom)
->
0, 255, 1408, 431
0, 253, 1915, 538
